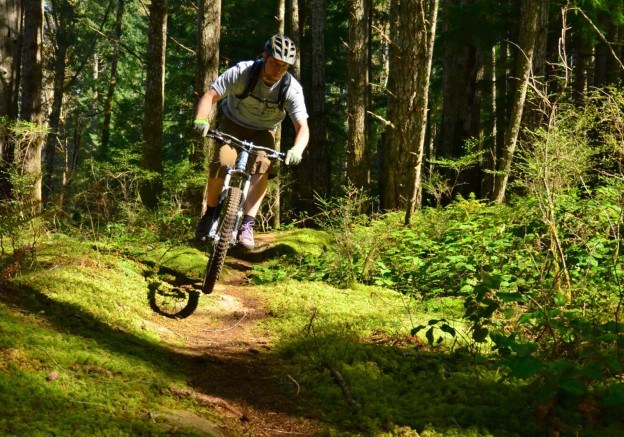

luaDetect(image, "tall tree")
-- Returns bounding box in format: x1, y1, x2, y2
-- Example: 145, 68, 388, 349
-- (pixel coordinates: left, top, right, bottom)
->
100, 0, 124, 157
195, 0, 221, 213
272, 0, 287, 229
492, 0, 544, 203
346, 0, 370, 189
44, 0, 77, 205
382, 0, 426, 210
405, 0, 439, 220
140, 0, 168, 209
277, 0, 286, 32
290, 0, 301, 79
0, 0, 22, 199
294, 0, 329, 212
439, 0, 481, 160
20, 0, 45, 212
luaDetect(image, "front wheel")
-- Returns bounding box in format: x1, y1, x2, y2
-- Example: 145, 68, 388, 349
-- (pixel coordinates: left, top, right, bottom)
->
202, 187, 242, 294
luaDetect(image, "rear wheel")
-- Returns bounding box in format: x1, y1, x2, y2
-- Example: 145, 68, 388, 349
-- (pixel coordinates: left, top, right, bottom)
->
202, 187, 242, 294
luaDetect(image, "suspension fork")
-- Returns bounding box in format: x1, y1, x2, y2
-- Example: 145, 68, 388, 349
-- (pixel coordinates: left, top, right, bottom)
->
230, 174, 252, 245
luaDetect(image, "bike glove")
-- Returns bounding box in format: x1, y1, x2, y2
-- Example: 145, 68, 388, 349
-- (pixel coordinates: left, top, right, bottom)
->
285, 148, 303, 166
193, 118, 211, 137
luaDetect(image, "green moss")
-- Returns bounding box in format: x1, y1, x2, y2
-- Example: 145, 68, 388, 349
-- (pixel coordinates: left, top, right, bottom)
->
271, 228, 333, 257
0, 237, 221, 435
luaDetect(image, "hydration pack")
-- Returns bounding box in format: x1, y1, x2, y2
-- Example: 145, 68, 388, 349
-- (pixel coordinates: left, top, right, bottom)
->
235, 59, 292, 111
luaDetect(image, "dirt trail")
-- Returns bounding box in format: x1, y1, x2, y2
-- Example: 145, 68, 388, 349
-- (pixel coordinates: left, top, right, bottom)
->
152, 235, 327, 437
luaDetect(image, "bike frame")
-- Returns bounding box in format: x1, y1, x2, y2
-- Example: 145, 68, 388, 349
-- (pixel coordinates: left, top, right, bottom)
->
206, 130, 284, 247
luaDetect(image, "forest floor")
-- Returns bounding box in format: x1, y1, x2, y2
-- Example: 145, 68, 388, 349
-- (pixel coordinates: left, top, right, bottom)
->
151, 234, 329, 436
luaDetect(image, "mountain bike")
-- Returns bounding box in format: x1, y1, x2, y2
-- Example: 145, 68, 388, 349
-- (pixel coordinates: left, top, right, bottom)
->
199, 130, 285, 296
150, 130, 284, 318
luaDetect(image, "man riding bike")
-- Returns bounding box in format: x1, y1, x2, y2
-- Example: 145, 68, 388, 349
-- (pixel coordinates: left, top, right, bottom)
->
194, 34, 310, 249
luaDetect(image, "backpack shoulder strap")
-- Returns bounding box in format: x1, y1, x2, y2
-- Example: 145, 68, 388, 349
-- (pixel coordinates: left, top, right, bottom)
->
235, 59, 263, 100
277, 72, 292, 111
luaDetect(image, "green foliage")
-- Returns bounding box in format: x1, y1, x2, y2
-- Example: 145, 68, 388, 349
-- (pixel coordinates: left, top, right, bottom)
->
313, 184, 382, 287
0, 118, 49, 254
424, 138, 486, 206
376, 196, 534, 298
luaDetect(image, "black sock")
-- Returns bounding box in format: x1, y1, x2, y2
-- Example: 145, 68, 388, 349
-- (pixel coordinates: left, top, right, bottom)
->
242, 215, 255, 225
204, 206, 216, 220
197, 206, 216, 229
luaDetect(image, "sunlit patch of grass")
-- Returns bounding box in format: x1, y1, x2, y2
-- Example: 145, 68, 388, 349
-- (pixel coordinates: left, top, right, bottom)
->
122, 243, 207, 281
0, 302, 211, 435
11, 242, 157, 339
271, 228, 333, 257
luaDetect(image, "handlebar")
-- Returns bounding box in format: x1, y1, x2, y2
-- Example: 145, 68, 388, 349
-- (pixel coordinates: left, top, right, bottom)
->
207, 129, 285, 161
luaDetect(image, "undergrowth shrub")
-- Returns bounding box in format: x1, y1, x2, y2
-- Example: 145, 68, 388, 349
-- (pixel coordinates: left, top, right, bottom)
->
0, 119, 48, 256
61, 151, 203, 244
375, 195, 539, 299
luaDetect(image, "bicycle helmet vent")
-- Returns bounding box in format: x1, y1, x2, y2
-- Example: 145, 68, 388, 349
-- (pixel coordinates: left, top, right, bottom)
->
264, 34, 297, 65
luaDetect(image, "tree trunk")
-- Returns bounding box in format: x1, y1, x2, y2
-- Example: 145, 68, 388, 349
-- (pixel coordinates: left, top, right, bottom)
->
140, 0, 168, 209
439, 0, 480, 161
290, 0, 301, 79
277, 0, 286, 33
482, 45, 496, 198
405, 0, 439, 221
294, 0, 329, 214
0, 0, 22, 199
346, 0, 370, 189
20, 0, 44, 213
100, 0, 124, 158
44, 0, 78, 206
195, 0, 221, 214
44, 38, 67, 206
381, 0, 425, 210
492, 0, 544, 203
271, 0, 287, 229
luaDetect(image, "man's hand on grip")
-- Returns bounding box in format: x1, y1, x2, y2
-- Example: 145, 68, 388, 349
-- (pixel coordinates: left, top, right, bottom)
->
285, 148, 303, 166
193, 118, 211, 137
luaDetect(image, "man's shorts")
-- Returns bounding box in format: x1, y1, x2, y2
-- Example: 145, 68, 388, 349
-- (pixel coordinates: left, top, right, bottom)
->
209, 116, 278, 179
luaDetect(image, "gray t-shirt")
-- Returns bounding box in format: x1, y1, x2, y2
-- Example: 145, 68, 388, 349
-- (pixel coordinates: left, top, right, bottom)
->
211, 60, 308, 131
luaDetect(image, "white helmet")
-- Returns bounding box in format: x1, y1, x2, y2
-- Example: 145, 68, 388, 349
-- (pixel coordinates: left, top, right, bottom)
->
264, 34, 297, 65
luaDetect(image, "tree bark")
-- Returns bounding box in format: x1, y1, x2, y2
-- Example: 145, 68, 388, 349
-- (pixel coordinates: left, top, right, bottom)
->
272, 0, 287, 229
140, 0, 168, 209
20, 0, 44, 213
290, 0, 301, 79
381, 0, 426, 210
346, 0, 370, 190
294, 0, 329, 214
44, 0, 78, 205
277, 0, 286, 33
405, 0, 439, 221
100, 0, 124, 158
195, 0, 221, 214
0, 0, 22, 199
492, 0, 544, 203
439, 0, 480, 161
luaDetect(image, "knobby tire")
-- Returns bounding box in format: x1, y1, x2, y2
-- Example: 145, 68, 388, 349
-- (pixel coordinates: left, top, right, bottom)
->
202, 187, 242, 294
